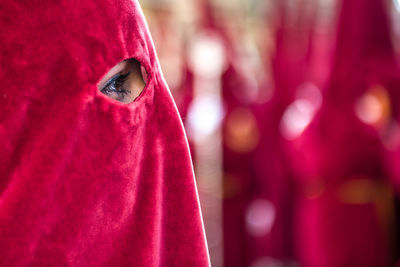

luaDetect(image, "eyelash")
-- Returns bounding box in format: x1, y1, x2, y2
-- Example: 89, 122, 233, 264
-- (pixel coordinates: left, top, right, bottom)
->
100, 72, 131, 95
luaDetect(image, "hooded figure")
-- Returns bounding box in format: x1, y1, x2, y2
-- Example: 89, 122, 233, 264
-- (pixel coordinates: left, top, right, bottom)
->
288, 0, 395, 265
0, 1, 210, 266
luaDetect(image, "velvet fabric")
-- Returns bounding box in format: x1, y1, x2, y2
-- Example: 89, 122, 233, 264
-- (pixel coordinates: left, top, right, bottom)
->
0, 1, 209, 266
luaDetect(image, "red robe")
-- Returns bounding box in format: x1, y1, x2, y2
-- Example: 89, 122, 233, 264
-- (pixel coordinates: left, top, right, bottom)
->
0, 1, 209, 266
289, 0, 396, 265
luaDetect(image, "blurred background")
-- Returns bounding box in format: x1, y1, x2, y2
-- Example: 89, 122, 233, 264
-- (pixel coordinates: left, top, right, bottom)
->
141, 0, 400, 266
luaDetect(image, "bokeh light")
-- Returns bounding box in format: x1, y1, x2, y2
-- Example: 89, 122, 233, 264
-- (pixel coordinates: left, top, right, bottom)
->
225, 108, 260, 153
355, 85, 391, 129
394, 0, 400, 13
187, 95, 224, 142
245, 199, 276, 237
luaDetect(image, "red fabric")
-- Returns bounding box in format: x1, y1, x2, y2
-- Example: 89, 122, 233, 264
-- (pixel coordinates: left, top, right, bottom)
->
0, 1, 209, 266
289, 0, 394, 265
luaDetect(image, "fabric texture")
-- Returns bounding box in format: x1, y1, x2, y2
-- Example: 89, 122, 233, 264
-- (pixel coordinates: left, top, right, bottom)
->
0, 1, 209, 266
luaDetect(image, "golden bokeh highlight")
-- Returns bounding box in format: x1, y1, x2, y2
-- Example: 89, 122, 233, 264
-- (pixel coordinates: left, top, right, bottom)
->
355, 84, 391, 130
225, 107, 260, 153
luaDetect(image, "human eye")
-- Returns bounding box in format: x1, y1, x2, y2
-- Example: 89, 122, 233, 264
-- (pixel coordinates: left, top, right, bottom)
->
98, 58, 146, 104
100, 72, 131, 102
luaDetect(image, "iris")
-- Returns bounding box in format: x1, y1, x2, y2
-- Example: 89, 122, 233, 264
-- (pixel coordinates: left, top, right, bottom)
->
98, 58, 146, 104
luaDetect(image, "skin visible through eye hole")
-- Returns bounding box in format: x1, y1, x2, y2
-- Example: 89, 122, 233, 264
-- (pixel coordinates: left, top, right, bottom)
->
97, 58, 146, 104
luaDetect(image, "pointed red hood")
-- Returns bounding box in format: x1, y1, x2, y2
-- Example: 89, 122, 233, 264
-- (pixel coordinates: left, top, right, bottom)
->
0, 1, 209, 266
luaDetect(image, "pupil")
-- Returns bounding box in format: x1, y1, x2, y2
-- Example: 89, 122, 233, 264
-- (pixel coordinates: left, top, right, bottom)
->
97, 58, 146, 104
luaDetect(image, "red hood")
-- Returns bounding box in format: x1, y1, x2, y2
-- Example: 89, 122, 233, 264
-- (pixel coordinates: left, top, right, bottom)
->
0, 1, 209, 266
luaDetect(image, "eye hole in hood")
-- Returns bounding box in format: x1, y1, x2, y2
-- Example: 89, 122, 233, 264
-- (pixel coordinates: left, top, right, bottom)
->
97, 58, 147, 104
